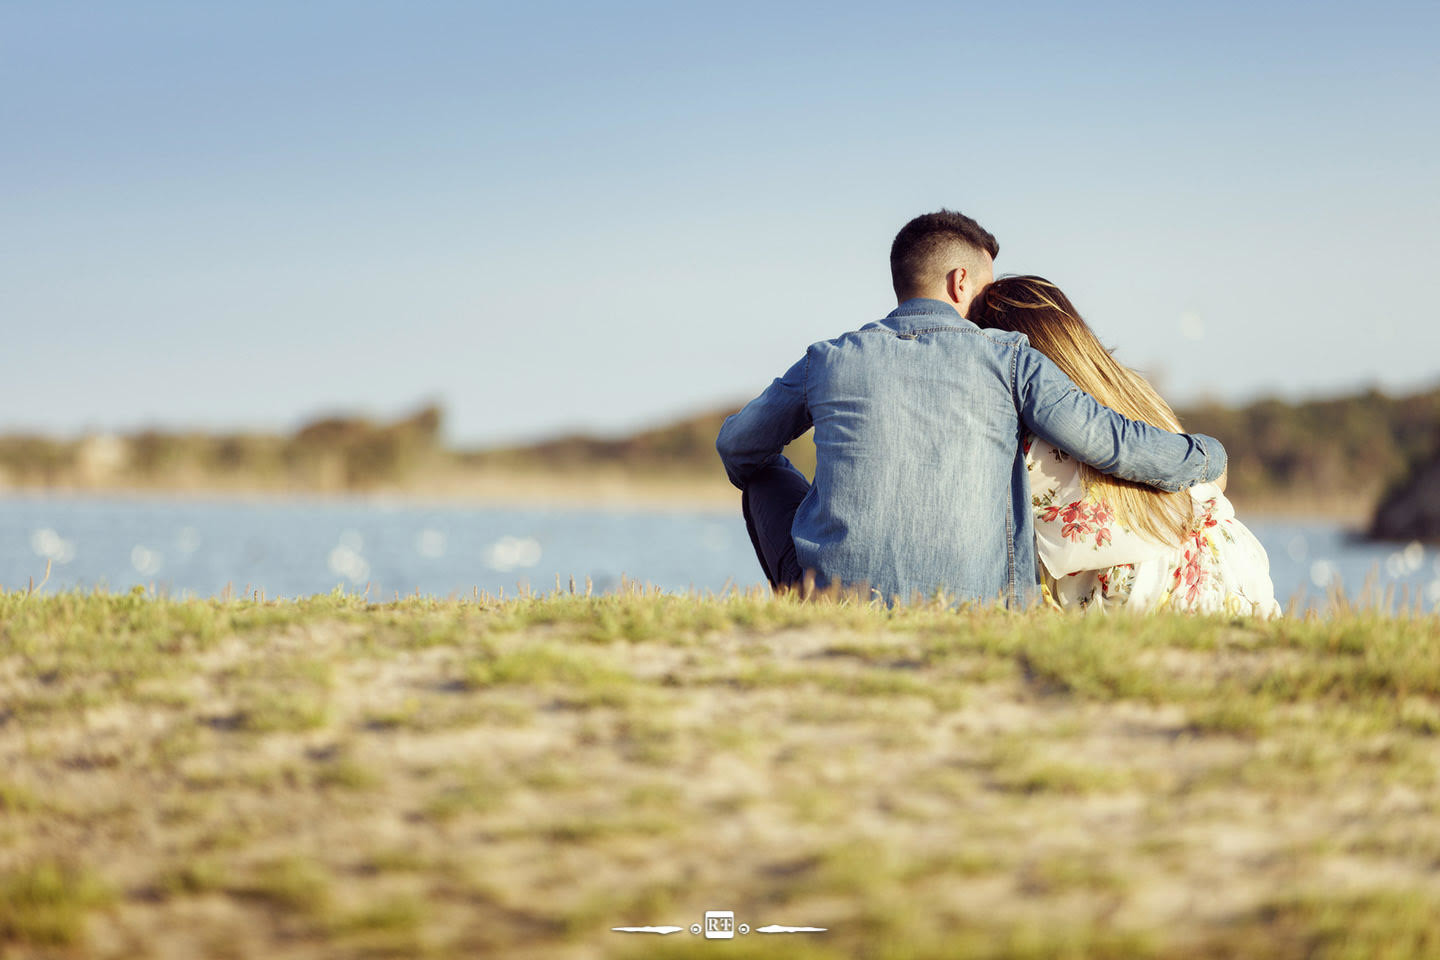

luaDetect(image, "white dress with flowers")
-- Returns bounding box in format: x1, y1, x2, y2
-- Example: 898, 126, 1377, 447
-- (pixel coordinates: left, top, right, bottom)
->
1025, 435, 1282, 616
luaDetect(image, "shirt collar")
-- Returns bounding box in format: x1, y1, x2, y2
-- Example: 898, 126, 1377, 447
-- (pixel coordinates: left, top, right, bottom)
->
869, 297, 976, 333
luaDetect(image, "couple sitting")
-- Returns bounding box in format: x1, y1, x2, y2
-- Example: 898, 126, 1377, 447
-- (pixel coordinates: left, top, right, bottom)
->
716, 209, 1280, 615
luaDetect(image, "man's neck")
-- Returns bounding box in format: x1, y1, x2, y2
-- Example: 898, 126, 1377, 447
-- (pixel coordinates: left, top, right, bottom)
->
899, 293, 962, 312
895, 296, 963, 314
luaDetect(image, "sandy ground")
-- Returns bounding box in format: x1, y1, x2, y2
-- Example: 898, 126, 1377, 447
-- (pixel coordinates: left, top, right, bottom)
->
2, 595, 1439, 958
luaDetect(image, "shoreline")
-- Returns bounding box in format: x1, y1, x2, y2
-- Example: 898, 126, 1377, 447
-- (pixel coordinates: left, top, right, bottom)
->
0, 475, 1377, 527
0, 471, 741, 514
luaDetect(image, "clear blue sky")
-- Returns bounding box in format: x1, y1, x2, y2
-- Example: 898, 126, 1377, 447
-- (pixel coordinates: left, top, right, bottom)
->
4, 0, 1437, 445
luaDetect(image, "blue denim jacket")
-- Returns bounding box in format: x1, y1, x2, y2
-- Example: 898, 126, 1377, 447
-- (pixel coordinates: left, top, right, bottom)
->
715, 298, 1226, 606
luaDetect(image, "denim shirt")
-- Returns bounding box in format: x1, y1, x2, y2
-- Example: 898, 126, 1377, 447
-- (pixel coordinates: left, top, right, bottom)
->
715, 298, 1226, 606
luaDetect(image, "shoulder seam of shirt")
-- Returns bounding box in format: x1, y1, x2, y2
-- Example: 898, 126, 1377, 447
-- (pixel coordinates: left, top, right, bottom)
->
823, 322, 1013, 345
846, 324, 1016, 344
908, 325, 982, 337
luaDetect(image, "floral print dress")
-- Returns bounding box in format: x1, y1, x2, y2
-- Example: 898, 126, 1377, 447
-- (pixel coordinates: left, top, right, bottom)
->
1025, 435, 1282, 616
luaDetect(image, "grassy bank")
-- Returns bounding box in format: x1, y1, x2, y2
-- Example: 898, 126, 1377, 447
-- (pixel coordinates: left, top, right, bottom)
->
2, 589, 1439, 958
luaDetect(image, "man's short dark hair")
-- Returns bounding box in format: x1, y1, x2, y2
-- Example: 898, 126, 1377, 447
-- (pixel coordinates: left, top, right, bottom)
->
890, 209, 999, 300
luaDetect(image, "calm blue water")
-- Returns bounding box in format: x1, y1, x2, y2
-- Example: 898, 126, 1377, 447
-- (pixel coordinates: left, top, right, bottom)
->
2, 493, 1437, 611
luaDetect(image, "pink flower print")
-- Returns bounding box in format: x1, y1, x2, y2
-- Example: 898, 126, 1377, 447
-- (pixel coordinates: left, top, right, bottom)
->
1180, 548, 1206, 604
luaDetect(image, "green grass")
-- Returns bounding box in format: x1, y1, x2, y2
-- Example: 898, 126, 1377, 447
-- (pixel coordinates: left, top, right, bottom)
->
421, 768, 512, 822
0, 587, 1438, 958
0, 860, 114, 947
231, 855, 332, 918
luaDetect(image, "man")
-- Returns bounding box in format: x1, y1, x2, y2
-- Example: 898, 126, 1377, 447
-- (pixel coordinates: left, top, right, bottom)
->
715, 209, 1227, 606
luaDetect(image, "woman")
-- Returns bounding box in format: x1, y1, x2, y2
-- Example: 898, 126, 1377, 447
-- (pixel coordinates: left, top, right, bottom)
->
970, 276, 1281, 616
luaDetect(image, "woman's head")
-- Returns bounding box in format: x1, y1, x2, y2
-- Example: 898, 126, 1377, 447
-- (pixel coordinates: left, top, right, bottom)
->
970, 277, 1088, 358
971, 275, 1195, 545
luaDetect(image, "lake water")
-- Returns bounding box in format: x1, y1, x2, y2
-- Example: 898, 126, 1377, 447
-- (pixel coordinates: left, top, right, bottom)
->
3, 493, 1437, 612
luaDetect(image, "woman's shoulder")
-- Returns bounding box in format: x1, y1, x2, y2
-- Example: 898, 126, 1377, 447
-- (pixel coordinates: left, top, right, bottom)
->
1188, 481, 1223, 501
1025, 436, 1081, 490
1187, 484, 1236, 522
1024, 435, 1075, 466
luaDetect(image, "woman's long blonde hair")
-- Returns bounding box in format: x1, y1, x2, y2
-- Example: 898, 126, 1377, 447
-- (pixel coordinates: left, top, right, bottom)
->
970, 275, 1196, 545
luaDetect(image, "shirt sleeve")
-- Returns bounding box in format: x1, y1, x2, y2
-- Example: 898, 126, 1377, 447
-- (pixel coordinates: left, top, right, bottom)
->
715, 353, 813, 489
1012, 340, 1226, 494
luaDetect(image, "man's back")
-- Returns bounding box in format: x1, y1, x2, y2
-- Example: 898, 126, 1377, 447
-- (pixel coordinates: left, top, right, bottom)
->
796, 299, 1028, 603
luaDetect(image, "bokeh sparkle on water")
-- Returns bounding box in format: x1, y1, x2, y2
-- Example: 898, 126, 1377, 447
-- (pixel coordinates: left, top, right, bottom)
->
2, 494, 1435, 611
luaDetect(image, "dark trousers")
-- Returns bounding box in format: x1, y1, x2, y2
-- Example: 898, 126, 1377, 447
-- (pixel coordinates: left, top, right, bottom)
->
741, 460, 811, 589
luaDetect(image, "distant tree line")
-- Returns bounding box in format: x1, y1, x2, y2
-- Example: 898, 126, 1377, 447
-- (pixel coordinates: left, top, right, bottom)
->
0, 387, 1436, 516
459, 410, 734, 474
1178, 387, 1440, 508
0, 405, 445, 491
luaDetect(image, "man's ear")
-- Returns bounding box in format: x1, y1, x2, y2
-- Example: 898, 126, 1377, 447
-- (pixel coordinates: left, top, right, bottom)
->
946, 266, 968, 304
